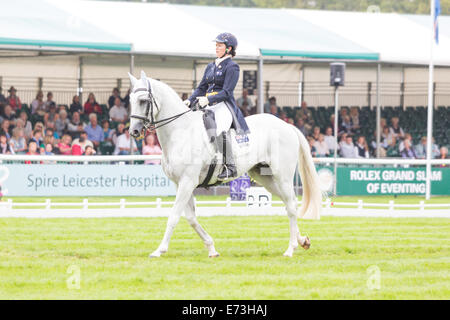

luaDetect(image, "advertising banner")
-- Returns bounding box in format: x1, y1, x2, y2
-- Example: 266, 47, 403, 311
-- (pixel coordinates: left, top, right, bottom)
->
336, 166, 450, 195
0, 164, 176, 196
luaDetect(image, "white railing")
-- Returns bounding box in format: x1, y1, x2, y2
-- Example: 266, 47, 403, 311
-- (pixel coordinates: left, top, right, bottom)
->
1, 198, 449, 211
1, 154, 449, 166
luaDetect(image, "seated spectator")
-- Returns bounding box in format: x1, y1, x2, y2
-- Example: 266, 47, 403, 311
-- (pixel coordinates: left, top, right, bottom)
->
43, 142, 54, 156
114, 127, 138, 155
58, 134, 73, 155
70, 95, 83, 114
43, 130, 58, 154
102, 119, 114, 144
112, 123, 126, 147
329, 114, 336, 135
401, 139, 416, 159
236, 89, 254, 116
45, 103, 58, 124
45, 92, 56, 111
10, 127, 27, 154
55, 109, 69, 137
264, 96, 278, 114
0, 120, 11, 139
338, 107, 349, 124
324, 127, 337, 154
380, 117, 387, 130
25, 141, 40, 163
143, 134, 162, 165
31, 90, 46, 116
269, 105, 279, 117
1, 105, 16, 127
389, 117, 404, 140
108, 88, 122, 109
296, 118, 310, 137
310, 126, 321, 141
313, 134, 329, 157
67, 111, 86, 139
340, 135, 356, 158
339, 115, 353, 136
85, 113, 103, 150
0, 133, 12, 154
415, 136, 428, 159
45, 122, 60, 141
30, 129, 43, 148
296, 101, 314, 131
287, 118, 294, 125
181, 93, 188, 101
109, 97, 128, 123
279, 111, 289, 123
354, 136, 369, 158
71, 144, 83, 156
307, 137, 317, 157
432, 137, 440, 159
381, 126, 396, 147
84, 145, 96, 156
439, 146, 448, 160
123, 89, 131, 110
19, 111, 33, 139
0, 86, 7, 107
398, 133, 412, 153
349, 107, 361, 134
6, 86, 21, 112
84, 93, 102, 115
72, 131, 94, 154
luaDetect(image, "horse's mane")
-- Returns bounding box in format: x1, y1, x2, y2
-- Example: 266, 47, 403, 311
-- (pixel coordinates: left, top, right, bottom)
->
150, 78, 184, 106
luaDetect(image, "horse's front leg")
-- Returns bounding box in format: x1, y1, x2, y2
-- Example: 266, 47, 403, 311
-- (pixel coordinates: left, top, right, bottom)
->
150, 178, 196, 258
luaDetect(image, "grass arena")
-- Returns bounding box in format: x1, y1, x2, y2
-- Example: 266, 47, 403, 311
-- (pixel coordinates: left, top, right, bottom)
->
0, 195, 449, 300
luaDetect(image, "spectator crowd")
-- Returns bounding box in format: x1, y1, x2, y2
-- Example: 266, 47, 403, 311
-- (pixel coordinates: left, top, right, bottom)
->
0, 85, 448, 162
0, 86, 162, 164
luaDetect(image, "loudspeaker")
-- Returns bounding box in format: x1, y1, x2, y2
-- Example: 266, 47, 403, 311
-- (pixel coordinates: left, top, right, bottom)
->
330, 62, 345, 87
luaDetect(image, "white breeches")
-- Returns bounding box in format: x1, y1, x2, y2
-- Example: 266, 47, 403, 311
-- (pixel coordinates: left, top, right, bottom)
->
205, 102, 233, 136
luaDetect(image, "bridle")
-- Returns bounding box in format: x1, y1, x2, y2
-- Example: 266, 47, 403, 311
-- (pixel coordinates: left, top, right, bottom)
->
130, 79, 192, 134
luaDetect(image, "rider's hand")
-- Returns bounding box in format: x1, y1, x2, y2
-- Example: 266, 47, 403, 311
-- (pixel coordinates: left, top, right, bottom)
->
198, 96, 209, 108
183, 99, 191, 107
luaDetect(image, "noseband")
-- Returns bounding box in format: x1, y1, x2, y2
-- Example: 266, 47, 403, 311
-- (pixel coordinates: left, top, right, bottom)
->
130, 79, 192, 133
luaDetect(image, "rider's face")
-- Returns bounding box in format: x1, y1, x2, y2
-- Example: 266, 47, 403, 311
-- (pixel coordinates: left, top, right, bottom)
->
215, 42, 227, 58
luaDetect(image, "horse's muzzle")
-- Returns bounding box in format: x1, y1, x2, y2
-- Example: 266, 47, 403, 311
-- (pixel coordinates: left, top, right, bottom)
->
130, 129, 141, 138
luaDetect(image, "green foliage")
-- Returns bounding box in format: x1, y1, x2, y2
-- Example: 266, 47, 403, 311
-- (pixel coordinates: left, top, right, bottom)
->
109, 0, 449, 15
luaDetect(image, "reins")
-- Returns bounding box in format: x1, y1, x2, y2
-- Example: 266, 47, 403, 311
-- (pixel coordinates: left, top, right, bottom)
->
130, 80, 193, 132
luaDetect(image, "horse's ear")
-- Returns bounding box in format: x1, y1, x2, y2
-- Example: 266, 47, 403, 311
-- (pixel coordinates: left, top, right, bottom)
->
140, 70, 147, 81
128, 72, 137, 88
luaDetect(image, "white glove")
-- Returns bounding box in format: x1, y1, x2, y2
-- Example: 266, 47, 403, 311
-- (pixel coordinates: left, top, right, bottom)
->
198, 96, 209, 108
183, 99, 191, 107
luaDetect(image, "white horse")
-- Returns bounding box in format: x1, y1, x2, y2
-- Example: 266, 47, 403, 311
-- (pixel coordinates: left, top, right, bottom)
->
128, 71, 322, 258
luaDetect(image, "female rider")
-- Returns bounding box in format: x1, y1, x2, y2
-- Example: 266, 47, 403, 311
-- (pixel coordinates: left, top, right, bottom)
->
184, 32, 250, 180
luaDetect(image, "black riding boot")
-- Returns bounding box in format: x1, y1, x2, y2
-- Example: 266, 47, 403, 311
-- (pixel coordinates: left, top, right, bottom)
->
216, 131, 237, 180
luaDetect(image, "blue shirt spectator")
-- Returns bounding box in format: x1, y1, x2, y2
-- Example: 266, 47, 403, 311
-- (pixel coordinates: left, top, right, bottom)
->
85, 114, 104, 148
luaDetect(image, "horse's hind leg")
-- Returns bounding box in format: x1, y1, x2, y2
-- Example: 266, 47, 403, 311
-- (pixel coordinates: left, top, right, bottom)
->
248, 168, 309, 257
185, 195, 219, 257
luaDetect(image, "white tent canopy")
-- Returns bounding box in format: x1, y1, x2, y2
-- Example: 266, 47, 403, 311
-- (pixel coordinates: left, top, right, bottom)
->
2, 0, 450, 65
44, 0, 450, 66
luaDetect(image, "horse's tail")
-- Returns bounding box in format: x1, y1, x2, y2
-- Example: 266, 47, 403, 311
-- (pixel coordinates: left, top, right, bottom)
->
294, 127, 322, 220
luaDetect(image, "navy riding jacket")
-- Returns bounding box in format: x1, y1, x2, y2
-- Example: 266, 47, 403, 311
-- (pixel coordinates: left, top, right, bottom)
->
188, 57, 250, 135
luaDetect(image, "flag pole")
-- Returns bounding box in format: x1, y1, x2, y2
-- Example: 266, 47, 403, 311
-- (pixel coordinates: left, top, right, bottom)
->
425, 0, 436, 200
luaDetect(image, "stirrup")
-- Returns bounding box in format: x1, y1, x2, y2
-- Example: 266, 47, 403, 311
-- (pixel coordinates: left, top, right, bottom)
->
218, 165, 237, 180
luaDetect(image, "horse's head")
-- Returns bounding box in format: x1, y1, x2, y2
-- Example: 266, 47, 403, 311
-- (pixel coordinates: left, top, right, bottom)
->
128, 70, 159, 138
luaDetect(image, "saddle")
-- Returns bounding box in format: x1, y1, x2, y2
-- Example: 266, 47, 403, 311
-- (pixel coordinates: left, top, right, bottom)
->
197, 109, 250, 189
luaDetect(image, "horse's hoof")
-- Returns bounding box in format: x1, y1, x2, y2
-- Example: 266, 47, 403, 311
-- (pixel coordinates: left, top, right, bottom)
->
299, 236, 311, 250
209, 252, 220, 258
149, 250, 162, 258
283, 249, 294, 257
